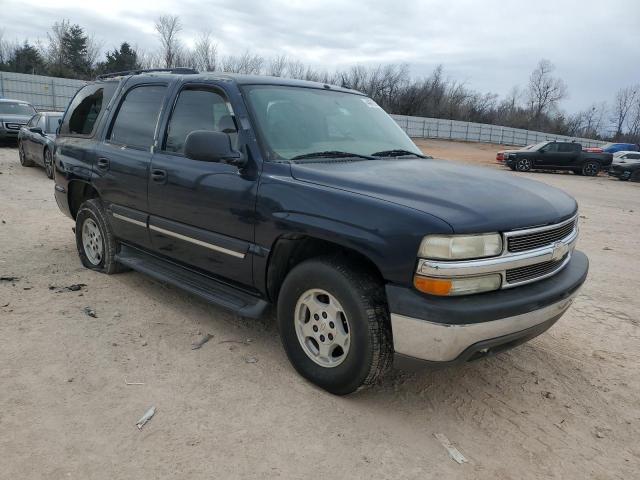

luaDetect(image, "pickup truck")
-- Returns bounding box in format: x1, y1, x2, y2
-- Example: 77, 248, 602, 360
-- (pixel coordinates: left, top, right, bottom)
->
53, 69, 589, 395
499, 141, 613, 176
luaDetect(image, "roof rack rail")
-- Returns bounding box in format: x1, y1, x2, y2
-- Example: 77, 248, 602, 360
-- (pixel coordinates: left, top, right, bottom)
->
96, 67, 199, 80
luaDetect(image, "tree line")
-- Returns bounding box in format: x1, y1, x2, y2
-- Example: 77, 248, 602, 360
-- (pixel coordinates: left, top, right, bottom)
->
1, 17, 639, 143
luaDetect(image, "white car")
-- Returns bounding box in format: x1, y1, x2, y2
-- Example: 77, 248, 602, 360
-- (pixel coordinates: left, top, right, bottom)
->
612, 151, 640, 165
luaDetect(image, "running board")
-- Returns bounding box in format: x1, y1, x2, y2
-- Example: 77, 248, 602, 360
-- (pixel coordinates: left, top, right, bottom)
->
115, 245, 268, 318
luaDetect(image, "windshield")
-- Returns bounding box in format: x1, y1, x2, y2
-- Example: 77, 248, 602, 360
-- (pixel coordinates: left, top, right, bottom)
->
526, 142, 549, 151
244, 85, 422, 161
0, 102, 36, 116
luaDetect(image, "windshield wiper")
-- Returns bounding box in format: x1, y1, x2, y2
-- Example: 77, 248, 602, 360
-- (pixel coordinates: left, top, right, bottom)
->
371, 149, 427, 158
291, 151, 374, 161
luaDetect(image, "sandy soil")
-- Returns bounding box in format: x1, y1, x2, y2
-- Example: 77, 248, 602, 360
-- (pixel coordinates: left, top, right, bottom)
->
1, 141, 638, 479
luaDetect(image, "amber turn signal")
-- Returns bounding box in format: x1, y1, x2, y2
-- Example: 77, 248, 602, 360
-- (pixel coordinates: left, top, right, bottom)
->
413, 275, 453, 296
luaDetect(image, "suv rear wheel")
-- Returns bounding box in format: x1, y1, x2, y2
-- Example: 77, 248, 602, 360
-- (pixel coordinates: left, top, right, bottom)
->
75, 199, 126, 274
277, 256, 392, 395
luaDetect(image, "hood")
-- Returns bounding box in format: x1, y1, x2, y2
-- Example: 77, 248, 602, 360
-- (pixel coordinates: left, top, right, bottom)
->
498, 149, 524, 154
290, 158, 577, 233
0, 114, 33, 124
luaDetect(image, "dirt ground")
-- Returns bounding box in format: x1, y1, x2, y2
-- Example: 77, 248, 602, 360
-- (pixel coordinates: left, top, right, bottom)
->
1, 140, 638, 480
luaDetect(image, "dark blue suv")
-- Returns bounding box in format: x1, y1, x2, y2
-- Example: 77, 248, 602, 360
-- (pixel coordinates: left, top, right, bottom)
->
53, 69, 588, 394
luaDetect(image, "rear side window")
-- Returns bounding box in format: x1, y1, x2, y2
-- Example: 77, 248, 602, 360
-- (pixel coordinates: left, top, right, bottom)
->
108, 85, 167, 150
60, 83, 117, 136
558, 143, 577, 153
628, 154, 640, 160
164, 87, 236, 154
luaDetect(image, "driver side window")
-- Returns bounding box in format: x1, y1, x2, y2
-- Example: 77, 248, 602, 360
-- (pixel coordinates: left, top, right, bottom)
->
27, 114, 39, 128
543, 143, 558, 153
164, 87, 237, 155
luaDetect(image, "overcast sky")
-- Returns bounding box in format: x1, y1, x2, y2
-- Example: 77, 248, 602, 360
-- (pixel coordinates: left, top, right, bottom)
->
2, 0, 639, 114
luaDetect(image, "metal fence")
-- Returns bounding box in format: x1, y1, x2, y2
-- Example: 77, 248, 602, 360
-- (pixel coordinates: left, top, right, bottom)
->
0, 72, 608, 148
0, 71, 85, 112
391, 114, 607, 148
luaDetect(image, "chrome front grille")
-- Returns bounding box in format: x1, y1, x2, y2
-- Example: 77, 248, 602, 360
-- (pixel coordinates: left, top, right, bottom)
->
506, 255, 568, 284
507, 217, 577, 253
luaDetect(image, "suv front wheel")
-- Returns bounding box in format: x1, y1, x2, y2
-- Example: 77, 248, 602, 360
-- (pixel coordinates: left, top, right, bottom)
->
75, 199, 126, 274
277, 256, 393, 395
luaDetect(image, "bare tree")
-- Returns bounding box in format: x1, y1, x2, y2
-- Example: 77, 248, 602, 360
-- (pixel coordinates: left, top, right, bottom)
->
526, 59, 568, 126
154, 15, 182, 68
612, 85, 638, 139
267, 54, 288, 77
191, 32, 217, 71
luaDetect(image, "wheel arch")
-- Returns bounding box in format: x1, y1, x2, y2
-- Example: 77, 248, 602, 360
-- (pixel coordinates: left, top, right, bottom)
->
265, 233, 385, 303
67, 180, 100, 219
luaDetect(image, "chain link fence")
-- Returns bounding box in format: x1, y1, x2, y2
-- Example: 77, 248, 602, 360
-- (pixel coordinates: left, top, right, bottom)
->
0, 71, 85, 112
391, 114, 607, 148
0, 72, 608, 148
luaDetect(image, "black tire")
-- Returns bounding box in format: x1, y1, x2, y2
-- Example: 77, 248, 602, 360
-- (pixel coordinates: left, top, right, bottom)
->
277, 256, 393, 395
75, 198, 126, 274
508, 164, 516, 171
515, 158, 531, 172
18, 141, 34, 167
630, 170, 640, 183
44, 147, 54, 179
581, 161, 600, 176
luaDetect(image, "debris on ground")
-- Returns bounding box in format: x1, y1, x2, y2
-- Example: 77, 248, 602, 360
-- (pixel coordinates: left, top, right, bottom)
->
141, 341, 148, 347
603, 247, 613, 251
542, 391, 555, 399
125, 378, 145, 386
1, 302, 9, 308
67, 377, 74, 383
136, 406, 156, 430
83, 307, 97, 318
51, 283, 87, 293
245, 356, 258, 364
0, 276, 19, 282
433, 433, 468, 464
219, 338, 252, 346
191, 333, 214, 350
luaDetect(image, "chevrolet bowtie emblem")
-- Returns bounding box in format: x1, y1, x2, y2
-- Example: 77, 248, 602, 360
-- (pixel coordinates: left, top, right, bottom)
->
551, 241, 569, 262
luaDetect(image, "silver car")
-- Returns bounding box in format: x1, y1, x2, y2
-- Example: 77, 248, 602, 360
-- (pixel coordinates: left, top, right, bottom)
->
0, 99, 37, 143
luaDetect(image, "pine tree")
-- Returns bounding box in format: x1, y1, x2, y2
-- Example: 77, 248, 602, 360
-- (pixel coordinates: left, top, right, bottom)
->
97, 42, 140, 74
5, 42, 46, 74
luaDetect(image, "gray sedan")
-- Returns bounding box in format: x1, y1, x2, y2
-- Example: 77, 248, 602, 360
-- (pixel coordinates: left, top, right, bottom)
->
18, 111, 63, 179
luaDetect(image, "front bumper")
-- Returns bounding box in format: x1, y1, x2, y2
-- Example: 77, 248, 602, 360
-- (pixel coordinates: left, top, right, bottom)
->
608, 166, 632, 180
387, 250, 588, 363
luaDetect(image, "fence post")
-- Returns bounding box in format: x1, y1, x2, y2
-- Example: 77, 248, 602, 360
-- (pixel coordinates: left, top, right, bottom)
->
449, 120, 453, 139
51, 79, 56, 110
465, 122, 469, 141
436, 120, 440, 139
0, 72, 4, 97
478, 125, 482, 143
422, 118, 426, 138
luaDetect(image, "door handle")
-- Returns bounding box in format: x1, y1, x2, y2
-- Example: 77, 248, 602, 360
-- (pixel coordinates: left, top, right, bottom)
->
151, 169, 167, 183
97, 157, 110, 170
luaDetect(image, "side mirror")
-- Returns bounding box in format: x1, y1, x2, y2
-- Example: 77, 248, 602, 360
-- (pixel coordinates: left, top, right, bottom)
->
184, 130, 245, 167
30, 127, 44, 135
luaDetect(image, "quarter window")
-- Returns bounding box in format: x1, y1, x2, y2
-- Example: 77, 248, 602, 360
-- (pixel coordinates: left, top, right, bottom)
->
109, 85, 167, 149
164, 88, 237, 154
60, 83, 117, 136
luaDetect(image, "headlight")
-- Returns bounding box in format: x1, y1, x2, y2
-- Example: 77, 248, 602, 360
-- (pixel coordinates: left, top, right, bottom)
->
414, 274, 502, 296
418, 233, 502, 260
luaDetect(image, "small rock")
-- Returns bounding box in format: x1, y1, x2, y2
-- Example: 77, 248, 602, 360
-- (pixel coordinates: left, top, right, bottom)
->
141, 341, 148, 347
113, 312, 122, 318
595, 430, 605, 439
245, 356, 258, 364
112, 342, 118, 347
191, 333, 213, 350
542, 391, 555, 400
603, 247, 613, 251
83, 307, 97, 318
579, 215, 587, 219
67, 377, 74, 383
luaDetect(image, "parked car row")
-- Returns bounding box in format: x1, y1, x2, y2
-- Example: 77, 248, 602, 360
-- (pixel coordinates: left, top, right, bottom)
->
496, 141, 613, 176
